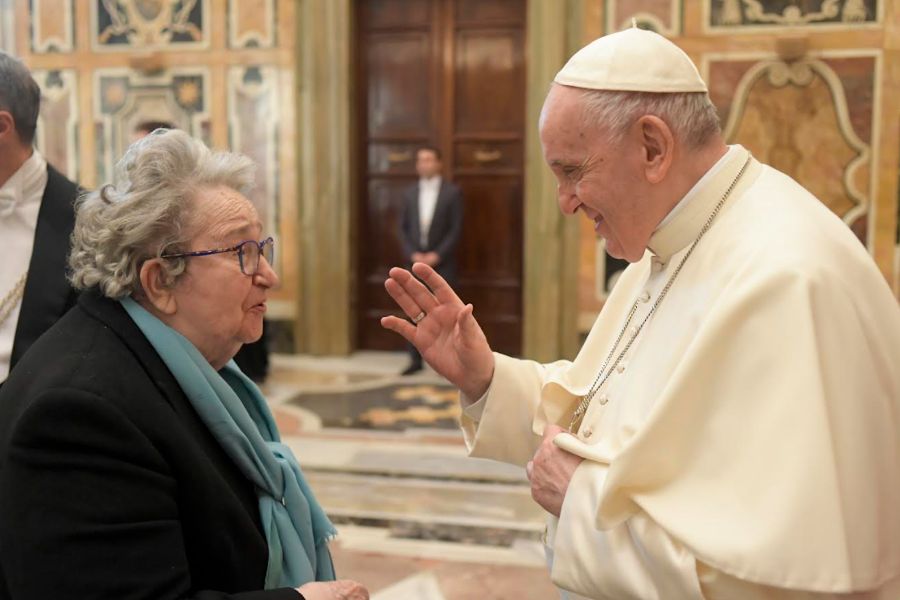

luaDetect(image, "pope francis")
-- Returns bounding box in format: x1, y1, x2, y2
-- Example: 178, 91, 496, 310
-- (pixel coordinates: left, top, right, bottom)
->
381, 27, 900, 600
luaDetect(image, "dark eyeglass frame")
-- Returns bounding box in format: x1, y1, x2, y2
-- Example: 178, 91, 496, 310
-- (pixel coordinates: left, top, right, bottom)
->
161, 237, 275, 276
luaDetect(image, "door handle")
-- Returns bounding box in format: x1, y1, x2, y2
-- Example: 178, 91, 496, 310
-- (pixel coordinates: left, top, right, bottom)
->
474, 149, 502, 163
387, 150, 412, 163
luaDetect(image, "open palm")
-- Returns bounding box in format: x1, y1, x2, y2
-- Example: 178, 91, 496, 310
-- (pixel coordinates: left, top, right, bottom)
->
381, 263, 494, 399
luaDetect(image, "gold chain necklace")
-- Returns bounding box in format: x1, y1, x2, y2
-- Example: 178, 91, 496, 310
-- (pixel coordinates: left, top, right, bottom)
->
569, 155, 752, 431
0, 272, 28, 328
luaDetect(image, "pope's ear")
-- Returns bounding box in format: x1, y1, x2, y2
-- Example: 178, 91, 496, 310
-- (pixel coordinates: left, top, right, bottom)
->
138, 259, 177, 315
637, 115, 674, 184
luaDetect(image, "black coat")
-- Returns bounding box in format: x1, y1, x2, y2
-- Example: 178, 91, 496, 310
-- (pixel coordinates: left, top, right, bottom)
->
0, 291, 301, 600
398, 180, 463, 283
8, 164, 80, 375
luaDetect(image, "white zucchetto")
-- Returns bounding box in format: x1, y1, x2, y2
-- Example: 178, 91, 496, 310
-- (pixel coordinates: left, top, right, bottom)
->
554, 27, 708, 93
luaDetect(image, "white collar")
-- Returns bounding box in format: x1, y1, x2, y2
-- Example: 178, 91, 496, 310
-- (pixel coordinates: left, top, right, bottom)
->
0, 150, 47, 215
655, 145, 737, 231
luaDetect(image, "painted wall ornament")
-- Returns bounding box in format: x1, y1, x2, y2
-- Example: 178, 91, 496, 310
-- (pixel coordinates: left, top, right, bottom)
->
96, 0, 207, 49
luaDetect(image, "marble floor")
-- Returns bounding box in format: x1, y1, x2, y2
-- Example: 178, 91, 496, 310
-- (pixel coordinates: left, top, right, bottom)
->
262, 352, 560, 599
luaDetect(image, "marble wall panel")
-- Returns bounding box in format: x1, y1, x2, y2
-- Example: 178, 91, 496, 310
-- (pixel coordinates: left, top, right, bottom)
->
606, 0, 681, 35
29, 0, 74, 52
0, 0, 14, 53
228, 0, 276, 48
94, 68, 211, 184
708, 0, 880, 31
227, 65, 279, 247
33, 68, 79, 180
92, 0, 209, 51
706, 53, 877, 244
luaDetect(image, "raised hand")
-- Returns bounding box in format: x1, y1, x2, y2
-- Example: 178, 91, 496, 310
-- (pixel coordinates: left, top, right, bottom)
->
381, 263, 494, 400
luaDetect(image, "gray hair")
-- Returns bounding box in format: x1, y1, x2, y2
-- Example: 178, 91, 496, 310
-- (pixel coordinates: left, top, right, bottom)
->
69, 129, 256, 298
578, 89, 721, 149
0, 51, 41, 145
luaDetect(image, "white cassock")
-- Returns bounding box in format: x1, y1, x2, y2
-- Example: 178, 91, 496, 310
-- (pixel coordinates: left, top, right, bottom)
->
462, 145, 900, 599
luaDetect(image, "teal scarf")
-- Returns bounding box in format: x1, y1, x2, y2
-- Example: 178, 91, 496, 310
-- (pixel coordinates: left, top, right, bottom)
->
121, 297, 336, 589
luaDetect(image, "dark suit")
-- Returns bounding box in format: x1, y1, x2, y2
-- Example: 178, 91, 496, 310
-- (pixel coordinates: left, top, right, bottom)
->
0, 291, 301, 600
7, 164, 79, 377
398, 180, 463, 284
398, 180, 463, 369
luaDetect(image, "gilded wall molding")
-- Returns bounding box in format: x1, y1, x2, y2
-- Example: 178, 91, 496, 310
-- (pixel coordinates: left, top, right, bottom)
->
705, 0, 881, 33
704, 50, 881, 250
91, 0, 210, 52
33, 68, 79, 180
30, 0, 74, 53
720, 57, 872, 228
228, 0, 276, 49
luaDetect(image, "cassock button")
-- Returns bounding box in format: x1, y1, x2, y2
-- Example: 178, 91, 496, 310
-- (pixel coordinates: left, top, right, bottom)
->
639, 291, 651, 303
616, 363, 625, 373
598, 394, 609, 405
582, 426, 593, 439
628, 326, 638, 338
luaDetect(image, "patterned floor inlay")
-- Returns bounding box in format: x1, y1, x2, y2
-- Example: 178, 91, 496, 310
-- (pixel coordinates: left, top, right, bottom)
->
287, 381, 461, 431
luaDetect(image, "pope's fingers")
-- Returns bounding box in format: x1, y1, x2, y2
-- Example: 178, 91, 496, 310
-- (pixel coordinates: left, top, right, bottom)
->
391, 264, 440, 312
456, 304, 479, 336
380, 315, 417, 344
384, 278, 427, 321
542, 424, 566, 440
413, 262, 464, 306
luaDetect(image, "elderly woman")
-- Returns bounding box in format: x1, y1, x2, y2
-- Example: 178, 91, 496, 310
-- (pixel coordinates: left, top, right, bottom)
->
0, 130, 367, 600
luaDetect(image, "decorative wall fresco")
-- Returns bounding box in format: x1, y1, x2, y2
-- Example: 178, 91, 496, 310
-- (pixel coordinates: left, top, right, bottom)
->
0, 0, 15, 53
606, 0, 681, 35
228, 0, 276, 48
92, 0, 209, 51
709, 0, 880, 30
706, 53, 877, 244
94, 68, 211, 183
29, 0, 74, 52
33, 69, 79, 180
227, 65, 280, 242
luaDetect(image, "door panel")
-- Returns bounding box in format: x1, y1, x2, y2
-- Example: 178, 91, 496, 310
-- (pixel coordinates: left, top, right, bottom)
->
361, 0, 433, 28
355, 0, 525, 355
455, 31, 525, 135
366, 34, 433, 136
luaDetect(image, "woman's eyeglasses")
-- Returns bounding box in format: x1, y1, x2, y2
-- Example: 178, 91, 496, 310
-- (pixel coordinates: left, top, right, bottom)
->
161, 237, 275, 276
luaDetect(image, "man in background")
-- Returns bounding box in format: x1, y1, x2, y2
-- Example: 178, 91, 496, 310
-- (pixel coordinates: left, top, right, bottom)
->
0, 51, 80, 385
397, 146, 462, 375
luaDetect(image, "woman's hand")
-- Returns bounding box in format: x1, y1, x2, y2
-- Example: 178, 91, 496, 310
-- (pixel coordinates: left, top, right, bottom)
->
297, 579, 369, 600
381, 263, 494, 400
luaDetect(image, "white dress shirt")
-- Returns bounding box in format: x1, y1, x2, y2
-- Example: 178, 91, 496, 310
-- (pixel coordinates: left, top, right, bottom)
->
417, 176, 441, 248
0, 150, 48, 380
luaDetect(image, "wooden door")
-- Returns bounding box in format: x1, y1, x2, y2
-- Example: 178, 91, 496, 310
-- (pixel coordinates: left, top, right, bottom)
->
355, 0, 526, 355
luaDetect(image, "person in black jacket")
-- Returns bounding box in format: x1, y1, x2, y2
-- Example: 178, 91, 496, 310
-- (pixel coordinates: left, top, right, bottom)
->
397, 146, 463, 375
0, 130, 367, 600
0, 51, 80, 385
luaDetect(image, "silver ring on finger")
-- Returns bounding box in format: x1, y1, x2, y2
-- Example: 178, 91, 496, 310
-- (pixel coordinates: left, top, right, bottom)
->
412, 311, 426, 324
